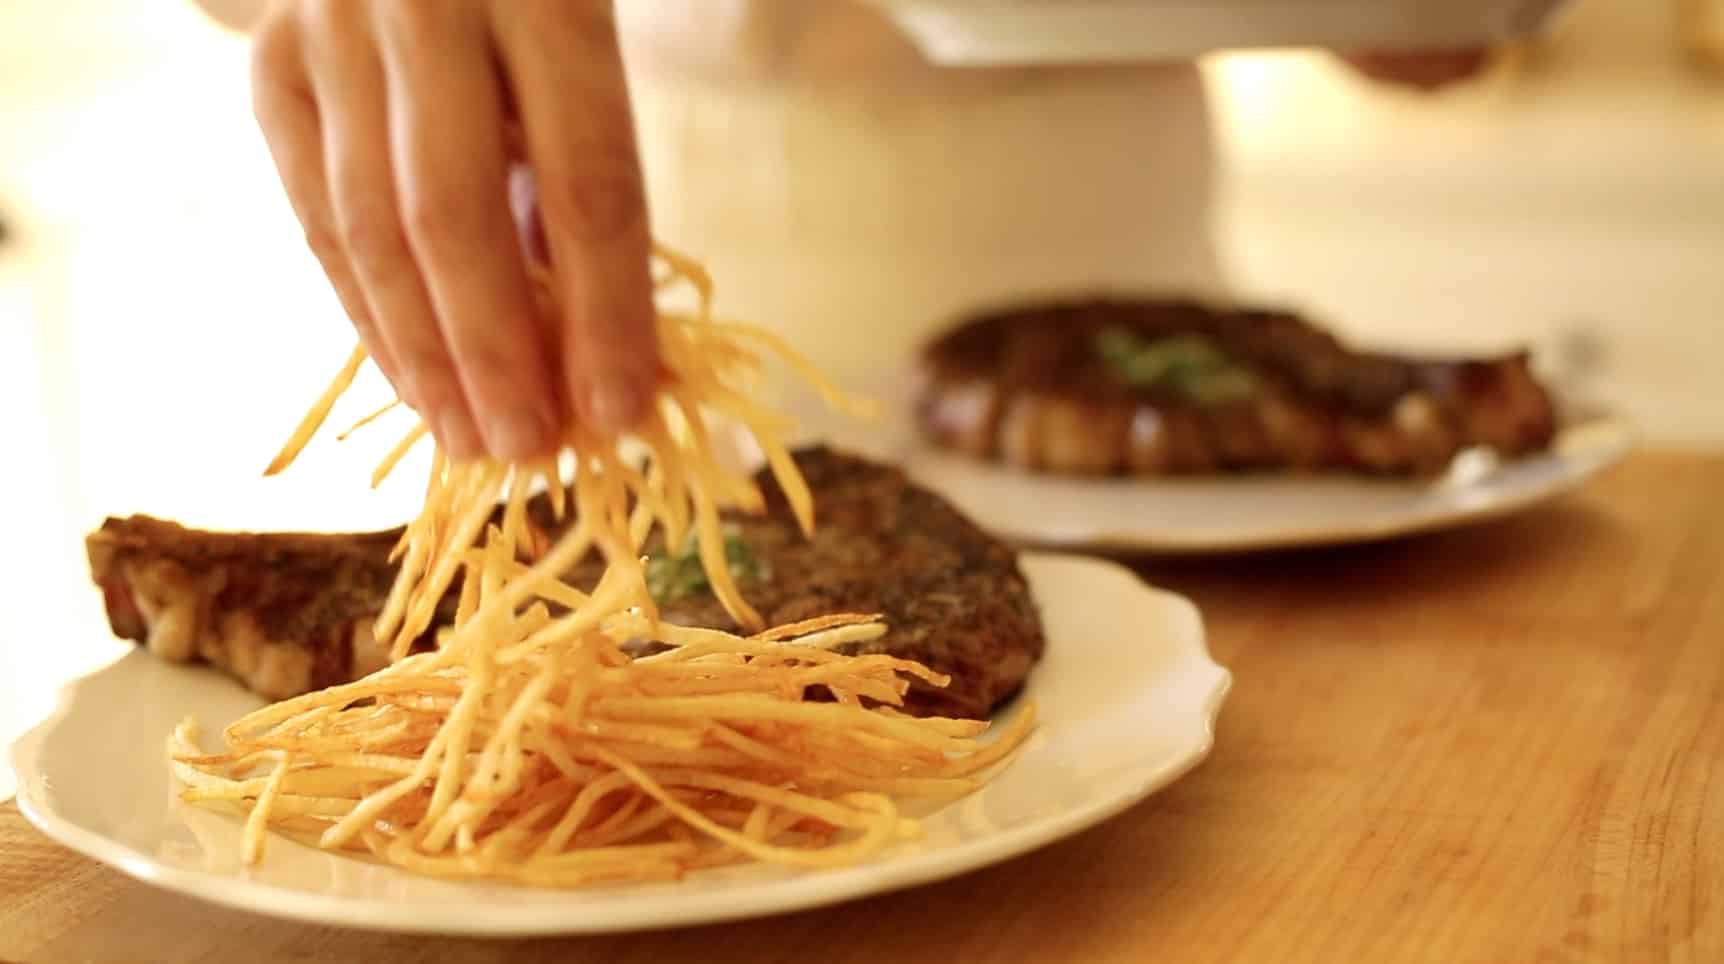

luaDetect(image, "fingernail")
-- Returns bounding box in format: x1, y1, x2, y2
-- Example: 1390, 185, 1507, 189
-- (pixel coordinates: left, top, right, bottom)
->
434, 409, 484, 462
395, 382, 421, 414
486, 407, 556, 460
586, 379, 647, 436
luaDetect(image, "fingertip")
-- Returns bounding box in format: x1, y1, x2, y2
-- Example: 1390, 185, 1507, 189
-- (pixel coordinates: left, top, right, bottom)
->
432, 406, 485, 462
581, 373, 654, 437
564, 279, 661, 437
483, 405, 560, 461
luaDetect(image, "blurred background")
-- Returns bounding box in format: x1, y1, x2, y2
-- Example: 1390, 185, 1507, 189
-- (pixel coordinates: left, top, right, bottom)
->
0, 0, 1720, 791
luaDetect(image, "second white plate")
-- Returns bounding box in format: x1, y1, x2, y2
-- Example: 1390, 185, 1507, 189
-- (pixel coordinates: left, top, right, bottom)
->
786, 394, 1632, 553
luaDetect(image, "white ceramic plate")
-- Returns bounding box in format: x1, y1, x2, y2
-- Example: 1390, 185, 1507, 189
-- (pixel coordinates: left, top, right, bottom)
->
9, 554, 1229, 936
863, 0, 1568, 65
780, 391, 1633, 554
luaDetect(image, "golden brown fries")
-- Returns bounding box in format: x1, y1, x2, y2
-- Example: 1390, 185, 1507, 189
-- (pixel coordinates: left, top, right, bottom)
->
171, 243, 1033, 886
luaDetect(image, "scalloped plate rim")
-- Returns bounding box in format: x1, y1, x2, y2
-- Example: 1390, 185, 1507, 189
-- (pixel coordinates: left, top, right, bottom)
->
10, 552, 1229, 937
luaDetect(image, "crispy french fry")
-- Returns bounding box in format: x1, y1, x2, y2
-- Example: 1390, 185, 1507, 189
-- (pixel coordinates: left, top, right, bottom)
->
175, 241, 1036, 888
264, 343, 367, 476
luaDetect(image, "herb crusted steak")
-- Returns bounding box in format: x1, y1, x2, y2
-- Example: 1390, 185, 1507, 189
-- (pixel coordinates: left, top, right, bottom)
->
632, 446, 1043, 718
86, 446, 1044, 719
917, 297, 1559, 477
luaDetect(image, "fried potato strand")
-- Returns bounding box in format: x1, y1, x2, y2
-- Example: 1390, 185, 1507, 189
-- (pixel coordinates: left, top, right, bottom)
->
177, 242, 1034, 887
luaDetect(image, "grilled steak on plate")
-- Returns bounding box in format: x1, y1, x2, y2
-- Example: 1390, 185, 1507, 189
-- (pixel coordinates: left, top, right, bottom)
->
86, 446, 1043, 719
917, 297, 1558, 477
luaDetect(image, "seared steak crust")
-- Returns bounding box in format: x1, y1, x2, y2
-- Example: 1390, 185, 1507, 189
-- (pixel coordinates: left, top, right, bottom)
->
86, 446, 1043, 719
87, 516, 421, 699
916, 297, 1558, 476
631, 446, 1044, 718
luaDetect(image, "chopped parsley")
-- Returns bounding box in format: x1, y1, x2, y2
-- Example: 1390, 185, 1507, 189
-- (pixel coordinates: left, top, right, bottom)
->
644, 530, 765, 604
1095, 327, 1258, 405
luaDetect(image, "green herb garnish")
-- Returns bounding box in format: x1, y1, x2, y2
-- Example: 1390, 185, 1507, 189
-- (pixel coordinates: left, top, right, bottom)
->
644, 531, 765, 603
1095, 327, 1258, 405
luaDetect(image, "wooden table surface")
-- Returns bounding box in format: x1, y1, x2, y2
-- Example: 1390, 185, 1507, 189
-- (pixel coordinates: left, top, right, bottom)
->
4, 452, 1721, 964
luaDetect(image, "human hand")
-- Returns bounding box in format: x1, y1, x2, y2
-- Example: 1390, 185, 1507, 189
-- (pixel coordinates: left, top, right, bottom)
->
251, 0, 660, 460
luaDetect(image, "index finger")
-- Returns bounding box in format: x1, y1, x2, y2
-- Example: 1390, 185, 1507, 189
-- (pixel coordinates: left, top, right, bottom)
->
373, 1, 562, 461
489, 0, 660, 437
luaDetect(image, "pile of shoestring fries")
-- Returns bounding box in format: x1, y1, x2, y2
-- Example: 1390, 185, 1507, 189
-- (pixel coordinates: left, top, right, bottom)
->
169, 243, 1035, 886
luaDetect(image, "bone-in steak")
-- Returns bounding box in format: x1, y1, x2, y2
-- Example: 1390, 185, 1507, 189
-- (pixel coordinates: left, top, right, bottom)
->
86, 446, 1043, 719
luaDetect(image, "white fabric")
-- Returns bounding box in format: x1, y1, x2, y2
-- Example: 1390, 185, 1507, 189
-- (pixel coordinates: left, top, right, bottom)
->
186, 0, 1222, 384
621, 1, 1221, 386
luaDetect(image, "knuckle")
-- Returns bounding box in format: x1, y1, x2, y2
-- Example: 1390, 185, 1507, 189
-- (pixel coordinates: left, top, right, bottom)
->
249, 19, 305, 118
301, 222, 344, 266
535, 159, 644, 245
250, 13, 297, 78
335, 201, 407, 268
401, 187, 486, 252
250, 79, 292, 130
410, 384, 459, 420
395, 346, 458, 399
455, 340, 525, 390
346, 309, 381, 343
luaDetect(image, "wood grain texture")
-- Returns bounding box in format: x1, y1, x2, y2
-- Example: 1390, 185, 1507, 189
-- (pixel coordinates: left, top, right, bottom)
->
4, 452, 1721, 964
